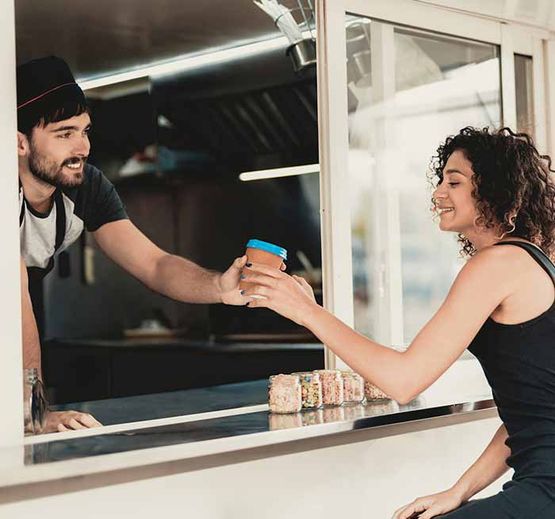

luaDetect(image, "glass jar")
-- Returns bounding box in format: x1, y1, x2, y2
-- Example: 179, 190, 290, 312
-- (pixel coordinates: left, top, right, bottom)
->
364, 380, 389, 401
293, 371, 323, 409
341, 371, 365, 404
268, 374, 302, 414
315, 370, 344, 406
23, 368, 47, 435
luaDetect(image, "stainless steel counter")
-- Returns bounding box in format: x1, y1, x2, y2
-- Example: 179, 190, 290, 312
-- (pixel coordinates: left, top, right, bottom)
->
0, 357, 495, 489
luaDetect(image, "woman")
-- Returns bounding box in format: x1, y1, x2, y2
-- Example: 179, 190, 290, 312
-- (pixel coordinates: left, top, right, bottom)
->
241, 127, 555, 518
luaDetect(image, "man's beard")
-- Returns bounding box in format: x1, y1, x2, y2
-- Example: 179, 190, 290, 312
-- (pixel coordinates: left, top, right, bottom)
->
28, 143, 86, 188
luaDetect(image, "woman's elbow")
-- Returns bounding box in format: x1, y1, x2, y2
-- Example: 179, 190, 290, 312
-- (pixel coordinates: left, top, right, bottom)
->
388, 380, 419, 405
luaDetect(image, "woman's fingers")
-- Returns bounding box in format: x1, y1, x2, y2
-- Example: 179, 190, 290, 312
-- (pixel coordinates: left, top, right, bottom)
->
241, 272, 280, 288
241, 285, 271, 298
244, 262, 284, 278
392, 500, 427, 519
419, 508, 441, 519
246, 297, 270, 309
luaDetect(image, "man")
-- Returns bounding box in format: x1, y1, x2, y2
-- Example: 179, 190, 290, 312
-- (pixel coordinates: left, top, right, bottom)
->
17, 56, 248, 433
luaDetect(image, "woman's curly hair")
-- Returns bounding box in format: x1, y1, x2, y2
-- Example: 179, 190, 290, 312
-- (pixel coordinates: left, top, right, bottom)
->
429, 126, 555, 258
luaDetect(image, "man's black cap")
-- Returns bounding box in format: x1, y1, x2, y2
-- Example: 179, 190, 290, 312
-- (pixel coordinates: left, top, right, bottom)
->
16, 56, 86, 114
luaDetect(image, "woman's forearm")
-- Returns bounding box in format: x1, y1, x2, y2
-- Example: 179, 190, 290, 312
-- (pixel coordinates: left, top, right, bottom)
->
451, 424, 511, 501
302, 305, 414, 402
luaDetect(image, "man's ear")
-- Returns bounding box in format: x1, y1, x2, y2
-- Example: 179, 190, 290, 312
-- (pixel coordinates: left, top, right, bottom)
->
17, 131, 29, 157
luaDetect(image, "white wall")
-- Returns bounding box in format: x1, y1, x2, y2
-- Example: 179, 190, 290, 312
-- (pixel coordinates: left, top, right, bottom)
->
1, 417, 510, 519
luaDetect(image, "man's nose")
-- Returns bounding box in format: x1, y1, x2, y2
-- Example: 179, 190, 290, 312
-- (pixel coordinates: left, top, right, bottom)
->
74, 135, 90, 156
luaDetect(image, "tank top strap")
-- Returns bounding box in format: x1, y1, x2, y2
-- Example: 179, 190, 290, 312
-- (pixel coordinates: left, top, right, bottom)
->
494, 240, 555, 286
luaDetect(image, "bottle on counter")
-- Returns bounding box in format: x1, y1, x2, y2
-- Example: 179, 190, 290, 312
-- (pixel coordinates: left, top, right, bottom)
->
293, 371, 323, 409
364, 380, 390, 401
341, 370, 365, 405
268, 374, 302, 414
315, 369, 344, 406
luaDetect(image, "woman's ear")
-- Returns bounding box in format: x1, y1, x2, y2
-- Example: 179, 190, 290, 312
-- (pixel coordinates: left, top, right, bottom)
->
17, 131, 29, 157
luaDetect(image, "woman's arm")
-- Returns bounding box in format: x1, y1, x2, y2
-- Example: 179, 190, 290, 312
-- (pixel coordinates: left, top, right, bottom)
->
393, 425, 510, 519
452, 424, 511, 502
244, 245, 521, 403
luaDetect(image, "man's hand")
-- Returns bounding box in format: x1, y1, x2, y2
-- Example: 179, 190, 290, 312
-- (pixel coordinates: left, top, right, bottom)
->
218, 256, 287, 305
43, 410, 102, 433
218, 255, 249, 305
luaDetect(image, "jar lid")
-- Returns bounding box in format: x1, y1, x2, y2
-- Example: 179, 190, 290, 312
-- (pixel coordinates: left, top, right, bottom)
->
246, 239, 288, 260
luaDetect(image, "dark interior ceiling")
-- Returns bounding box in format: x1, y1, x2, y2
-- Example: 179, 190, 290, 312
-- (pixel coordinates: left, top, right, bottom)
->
15, 0, 297, 80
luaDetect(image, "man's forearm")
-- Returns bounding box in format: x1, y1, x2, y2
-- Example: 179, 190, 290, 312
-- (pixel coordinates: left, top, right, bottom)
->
451, 424, 511, 501
21, 270, 42, 377
149, 254, 222, 304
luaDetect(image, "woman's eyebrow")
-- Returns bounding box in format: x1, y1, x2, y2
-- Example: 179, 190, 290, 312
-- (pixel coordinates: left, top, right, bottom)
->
444, 168, 468, 176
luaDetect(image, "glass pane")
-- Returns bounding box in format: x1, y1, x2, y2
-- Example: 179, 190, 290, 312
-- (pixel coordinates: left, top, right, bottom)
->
345, 16, 502, 346
514, 54, 534, 137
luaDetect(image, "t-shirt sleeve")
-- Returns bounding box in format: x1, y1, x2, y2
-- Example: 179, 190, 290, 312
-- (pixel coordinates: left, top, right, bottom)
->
83, 167, 128, 232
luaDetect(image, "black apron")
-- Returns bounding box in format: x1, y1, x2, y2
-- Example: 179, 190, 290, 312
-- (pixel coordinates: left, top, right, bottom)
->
20, 189, 66, 335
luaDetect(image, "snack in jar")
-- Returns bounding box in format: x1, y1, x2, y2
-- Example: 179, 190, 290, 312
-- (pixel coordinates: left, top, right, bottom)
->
315, 369, 344, 406
341, 370, 365, 404
364, 380, 390, 400
268, 374, 302, 414
293, 371, 323, 409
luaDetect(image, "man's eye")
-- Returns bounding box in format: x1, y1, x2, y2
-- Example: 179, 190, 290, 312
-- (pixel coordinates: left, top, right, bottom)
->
448, 182, 460, 187
57, 132, 72, 139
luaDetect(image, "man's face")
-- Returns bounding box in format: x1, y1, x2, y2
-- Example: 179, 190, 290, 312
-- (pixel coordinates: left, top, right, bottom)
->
26, 112, 91, 188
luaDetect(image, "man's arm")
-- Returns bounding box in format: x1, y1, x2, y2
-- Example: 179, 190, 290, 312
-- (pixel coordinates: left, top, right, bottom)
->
93, 220, 247, 305
21, 257, 102, 433
20, 256, 42, 376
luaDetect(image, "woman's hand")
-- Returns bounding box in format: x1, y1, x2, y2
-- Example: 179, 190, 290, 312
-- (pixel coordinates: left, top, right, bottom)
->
241, 263, 318, 325
392, 488, 465, 519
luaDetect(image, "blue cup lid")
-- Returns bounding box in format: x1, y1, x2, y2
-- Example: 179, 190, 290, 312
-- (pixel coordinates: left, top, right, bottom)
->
246, 239, 287, 260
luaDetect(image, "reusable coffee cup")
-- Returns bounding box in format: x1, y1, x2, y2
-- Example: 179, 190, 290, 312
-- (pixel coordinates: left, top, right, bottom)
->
240, 239, 287, 291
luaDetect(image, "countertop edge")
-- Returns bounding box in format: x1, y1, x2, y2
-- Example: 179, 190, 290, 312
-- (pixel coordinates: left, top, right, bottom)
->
0, 397, 497, 490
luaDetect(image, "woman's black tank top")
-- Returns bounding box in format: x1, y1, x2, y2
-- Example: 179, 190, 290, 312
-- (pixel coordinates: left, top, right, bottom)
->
468, 240, 555, 494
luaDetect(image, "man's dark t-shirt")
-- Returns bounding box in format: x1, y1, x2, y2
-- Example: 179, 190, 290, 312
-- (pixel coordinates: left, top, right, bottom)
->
20, 164, 128, 273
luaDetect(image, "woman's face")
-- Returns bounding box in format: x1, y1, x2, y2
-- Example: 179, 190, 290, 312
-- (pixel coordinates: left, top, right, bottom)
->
432, 150, 480, 234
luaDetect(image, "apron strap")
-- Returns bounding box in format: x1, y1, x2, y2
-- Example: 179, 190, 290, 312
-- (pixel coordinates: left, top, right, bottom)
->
53, 189, 66, 253
23, 189, 67, 279
19, 199, 26, 226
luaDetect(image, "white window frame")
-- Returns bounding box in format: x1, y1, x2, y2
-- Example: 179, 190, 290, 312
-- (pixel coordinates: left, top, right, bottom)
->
0, 1, 24, 447
316, 0, 552, 368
